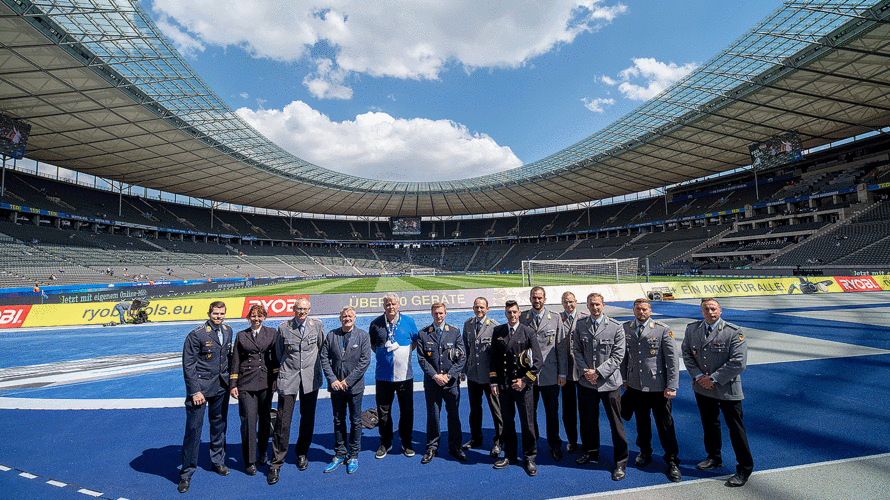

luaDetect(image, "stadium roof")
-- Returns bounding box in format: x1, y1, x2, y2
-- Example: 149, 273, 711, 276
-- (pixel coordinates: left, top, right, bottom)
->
1, 0, 890, 217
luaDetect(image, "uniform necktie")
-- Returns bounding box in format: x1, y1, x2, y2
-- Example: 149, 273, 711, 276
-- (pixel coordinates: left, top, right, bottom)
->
217, 328, 223, 345
638, 323, 644, 336
706, 325, 713, 338
535, 315, 541, 328
593, 320, 598, 333
476, 320, 481, 333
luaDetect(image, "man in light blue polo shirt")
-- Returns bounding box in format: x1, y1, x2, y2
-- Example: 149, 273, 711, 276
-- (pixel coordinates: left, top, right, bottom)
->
368, 292, 419, 459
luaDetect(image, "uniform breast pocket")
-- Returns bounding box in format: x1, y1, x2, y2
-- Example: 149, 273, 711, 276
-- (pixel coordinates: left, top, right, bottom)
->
286, 341, 299, 352
709, 343, 728, 353
598, 339, 614, 351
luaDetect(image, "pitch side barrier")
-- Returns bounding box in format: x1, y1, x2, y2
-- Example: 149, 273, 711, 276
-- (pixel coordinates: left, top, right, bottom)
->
1, 275, 888, 329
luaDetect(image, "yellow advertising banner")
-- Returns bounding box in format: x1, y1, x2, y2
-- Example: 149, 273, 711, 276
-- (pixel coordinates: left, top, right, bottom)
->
643, 277, 844, 299
21, 298, 246, 327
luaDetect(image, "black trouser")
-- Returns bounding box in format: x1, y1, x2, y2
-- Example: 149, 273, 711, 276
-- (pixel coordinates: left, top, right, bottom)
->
694, 392, 753, 475
578, 386, 628, 466
180, 390, 229, 479
467, 379, 503, 447
561, 380, 580, 446
375, 379, 414, 447
533, 384, 563, 451
270, 388, 319, 469
331, 391, 363, 459
627, 387, 679, 465
238, 388, 273, 467
499, 385, 537, 461
424, 380, 462, 452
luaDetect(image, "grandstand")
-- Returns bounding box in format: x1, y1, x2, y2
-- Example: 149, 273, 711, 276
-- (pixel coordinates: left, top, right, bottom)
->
1, 0, 890, 293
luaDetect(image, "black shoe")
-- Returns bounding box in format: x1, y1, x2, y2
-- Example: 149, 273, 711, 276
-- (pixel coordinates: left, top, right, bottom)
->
725, 472, 749, 487
566, 443, 577, 454
575, 453, 598, 465
667, 464, 682, 483
489, 444, 502, 458
258, 454, 268, 466
177, 478, 190, 493
462, 439, 482, 450
550, 447, 563, 462
449, 449, 468, 462
634, 453, 651, 467
211, 464, 229, 476
245, 464, 257, 476
267, 468, 279, 485
612, 465, 626, 481
696, 457, 723, 470
375, 444, 392, 459
421, 448, 437, 464
493, 457, 516, 469
296, 455, 308, 471
402, 445, 416, 457
524, 459, 537, 477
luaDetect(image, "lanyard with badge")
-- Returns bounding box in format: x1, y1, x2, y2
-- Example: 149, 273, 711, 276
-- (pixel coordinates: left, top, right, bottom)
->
385, 319, 400, 352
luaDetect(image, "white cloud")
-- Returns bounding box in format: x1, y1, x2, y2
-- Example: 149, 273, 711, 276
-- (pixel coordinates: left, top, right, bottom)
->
600, 75, 617, 85
239, 92, 249, 99
302, 58, 354, 100
150, 1, 627, 98
612, 57, 698, 101
237, 101, 523, 181
153, 18, 205, 58
582, 97, 614, 113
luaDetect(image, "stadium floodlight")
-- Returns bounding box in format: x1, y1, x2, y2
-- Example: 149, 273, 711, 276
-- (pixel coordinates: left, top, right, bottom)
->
521, 258, 638, 287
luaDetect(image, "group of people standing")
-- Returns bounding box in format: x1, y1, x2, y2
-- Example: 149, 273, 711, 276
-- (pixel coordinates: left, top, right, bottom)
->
178, 289, 753, 494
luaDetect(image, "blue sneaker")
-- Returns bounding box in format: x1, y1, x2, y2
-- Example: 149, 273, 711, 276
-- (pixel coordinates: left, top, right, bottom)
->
346, 458, 358, 474
324, 458, 345, 473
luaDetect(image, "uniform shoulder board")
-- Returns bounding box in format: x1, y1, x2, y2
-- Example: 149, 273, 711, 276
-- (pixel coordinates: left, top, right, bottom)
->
654, 320, 669, 328
623, 319, 635, 326
192, 325, 206, 334
724, 322, 741, 331
608, 317, 621, 326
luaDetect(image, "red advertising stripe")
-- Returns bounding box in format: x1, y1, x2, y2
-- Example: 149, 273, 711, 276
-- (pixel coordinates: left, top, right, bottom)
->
0, 305, 32, 329
835, 276, 882, 292
242, 295, 310, 317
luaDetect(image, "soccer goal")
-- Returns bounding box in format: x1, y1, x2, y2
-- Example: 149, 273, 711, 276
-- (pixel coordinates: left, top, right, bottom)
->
409, 267, 437, 277
521, 258, 638, 287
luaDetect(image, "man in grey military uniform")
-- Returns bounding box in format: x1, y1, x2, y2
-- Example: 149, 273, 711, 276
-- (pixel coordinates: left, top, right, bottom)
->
559, 291, 586, 454
621, 298, 681, 483
521, 286, 567, 462
681, 297, 753, 487
268, 298, 325, 485
461, 297, 503, 458
573, 292, 628, 481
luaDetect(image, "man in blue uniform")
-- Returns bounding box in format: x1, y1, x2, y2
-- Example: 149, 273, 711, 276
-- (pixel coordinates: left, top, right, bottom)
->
491, 300, 543, 476
178, 301, 233, 493
417, 302, 466, 464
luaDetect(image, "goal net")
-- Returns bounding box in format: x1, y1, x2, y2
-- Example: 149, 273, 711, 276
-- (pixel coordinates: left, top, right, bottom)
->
409, 267, 437, 277
521, 258, 638, 287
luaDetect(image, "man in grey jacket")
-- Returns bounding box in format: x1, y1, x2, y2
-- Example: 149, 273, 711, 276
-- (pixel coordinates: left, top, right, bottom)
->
321, 306, 372, 474
681, 297, 753, 487
520, 286, 567, 462
268, 298, 324, 484
461, 297, 503, 458
621, 298, 681, 483
572, 292, 628, 481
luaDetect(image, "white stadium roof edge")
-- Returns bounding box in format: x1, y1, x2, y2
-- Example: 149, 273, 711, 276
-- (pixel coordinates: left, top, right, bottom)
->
1, 0, 889, 218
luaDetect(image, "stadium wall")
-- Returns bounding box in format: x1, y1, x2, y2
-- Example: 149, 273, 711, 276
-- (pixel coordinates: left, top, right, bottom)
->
1, 275, 888, 329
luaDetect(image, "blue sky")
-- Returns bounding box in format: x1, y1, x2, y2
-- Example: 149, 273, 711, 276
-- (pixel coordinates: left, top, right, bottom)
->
142, 0, 781, 183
